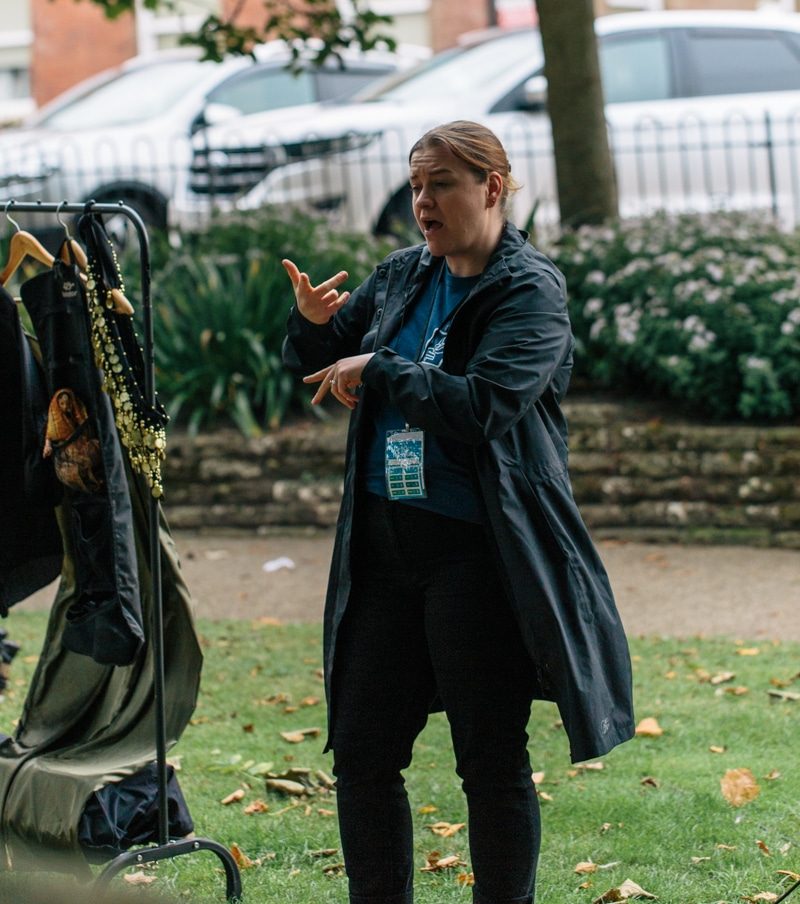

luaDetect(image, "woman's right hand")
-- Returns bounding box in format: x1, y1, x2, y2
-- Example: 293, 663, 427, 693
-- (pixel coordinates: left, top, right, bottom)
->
282, 258, 351, 325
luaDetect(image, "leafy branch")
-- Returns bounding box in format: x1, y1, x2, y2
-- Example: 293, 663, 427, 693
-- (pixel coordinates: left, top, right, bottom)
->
84, 0, 396, 66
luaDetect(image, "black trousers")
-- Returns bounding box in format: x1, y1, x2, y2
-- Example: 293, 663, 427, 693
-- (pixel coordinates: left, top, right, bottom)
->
330, 494, 541, 904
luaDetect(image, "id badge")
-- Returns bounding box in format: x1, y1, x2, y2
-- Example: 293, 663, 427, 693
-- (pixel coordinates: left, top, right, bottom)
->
385, 428, 427, 500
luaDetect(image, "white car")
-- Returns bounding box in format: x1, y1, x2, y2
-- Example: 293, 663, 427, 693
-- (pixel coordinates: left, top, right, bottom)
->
0, 41, 428, 236
173, 10, 800, 235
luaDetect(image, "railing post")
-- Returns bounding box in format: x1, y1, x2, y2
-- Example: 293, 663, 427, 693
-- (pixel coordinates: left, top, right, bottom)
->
764, 110, 778, 219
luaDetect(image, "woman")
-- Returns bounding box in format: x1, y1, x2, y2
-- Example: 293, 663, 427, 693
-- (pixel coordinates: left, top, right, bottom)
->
43, 387, 104, 494
282, 120, 634, 904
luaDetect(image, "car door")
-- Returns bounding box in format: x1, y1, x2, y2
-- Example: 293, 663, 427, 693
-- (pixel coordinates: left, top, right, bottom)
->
602, 25, 800, 222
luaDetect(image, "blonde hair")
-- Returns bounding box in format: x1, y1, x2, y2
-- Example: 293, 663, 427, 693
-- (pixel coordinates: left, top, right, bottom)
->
409, 120, 520, 212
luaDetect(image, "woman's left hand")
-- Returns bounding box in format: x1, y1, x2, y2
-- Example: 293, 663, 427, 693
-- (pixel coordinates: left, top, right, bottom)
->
304, 353, 375, 409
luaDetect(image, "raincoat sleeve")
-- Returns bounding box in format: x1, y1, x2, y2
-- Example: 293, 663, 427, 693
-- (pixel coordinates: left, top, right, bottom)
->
282, 268, 379, 376
360, 266, 572, 444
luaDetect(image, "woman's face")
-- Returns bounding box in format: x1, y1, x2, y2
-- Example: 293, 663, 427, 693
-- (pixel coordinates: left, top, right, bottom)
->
409, 143, 504, 276
57, 393, 71, 413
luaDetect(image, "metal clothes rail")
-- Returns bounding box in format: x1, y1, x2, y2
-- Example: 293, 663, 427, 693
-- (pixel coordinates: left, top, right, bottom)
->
1, 199, 242, 902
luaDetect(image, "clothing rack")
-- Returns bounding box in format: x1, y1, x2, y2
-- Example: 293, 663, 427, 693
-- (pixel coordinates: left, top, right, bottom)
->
1, 199, 242, 902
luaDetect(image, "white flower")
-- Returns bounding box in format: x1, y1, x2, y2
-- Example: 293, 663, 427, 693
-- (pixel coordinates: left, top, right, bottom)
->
586, 270, 606, 285
584, 297, 604, 316
781, 321, 795, 335
745, 356, 768, 371
706, 263, 725, 282
589, 318, 607, 341
688, 330, 716, 352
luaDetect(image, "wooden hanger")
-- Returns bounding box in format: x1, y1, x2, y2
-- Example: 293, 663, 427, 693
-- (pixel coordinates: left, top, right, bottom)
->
56, 202, 134, 316
0, 204, 55, 285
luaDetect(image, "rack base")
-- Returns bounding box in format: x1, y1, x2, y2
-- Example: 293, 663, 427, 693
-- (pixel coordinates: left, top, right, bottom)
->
95, 836, 243, 901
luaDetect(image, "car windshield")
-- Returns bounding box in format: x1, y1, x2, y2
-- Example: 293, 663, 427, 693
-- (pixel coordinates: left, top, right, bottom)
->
37, 60, 212, 129
355, 30, 542, 103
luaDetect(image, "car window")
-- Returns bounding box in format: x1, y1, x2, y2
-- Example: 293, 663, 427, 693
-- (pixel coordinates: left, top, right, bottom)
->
313, 68, 392, 103
599, 33, 672, 104
37, 61, 211, 128
208, 67, 315, 114
684, 29, 800, 97
357, 31, 543, 103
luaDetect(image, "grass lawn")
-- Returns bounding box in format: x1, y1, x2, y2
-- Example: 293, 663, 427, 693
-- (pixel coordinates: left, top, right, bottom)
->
2, 613, 799, 904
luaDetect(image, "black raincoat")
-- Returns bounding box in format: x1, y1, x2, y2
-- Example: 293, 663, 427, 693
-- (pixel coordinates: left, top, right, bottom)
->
283, 222, 635, 763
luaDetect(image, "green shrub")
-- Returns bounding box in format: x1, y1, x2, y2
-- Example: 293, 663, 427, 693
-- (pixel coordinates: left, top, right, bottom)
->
146, 208, 398, 435
547, 211, 800, 421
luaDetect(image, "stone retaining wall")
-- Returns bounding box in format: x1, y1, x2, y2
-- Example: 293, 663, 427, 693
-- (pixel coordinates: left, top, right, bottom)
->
162, 399, 800, 547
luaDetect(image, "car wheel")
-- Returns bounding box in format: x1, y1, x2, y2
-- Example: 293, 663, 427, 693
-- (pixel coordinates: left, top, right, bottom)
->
375, 185, 419, 239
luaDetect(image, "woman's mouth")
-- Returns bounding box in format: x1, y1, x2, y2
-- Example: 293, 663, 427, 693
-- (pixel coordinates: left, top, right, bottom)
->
422, 218, 443, 235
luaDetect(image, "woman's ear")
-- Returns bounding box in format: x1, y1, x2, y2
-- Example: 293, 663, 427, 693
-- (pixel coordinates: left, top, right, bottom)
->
486, 172, 503, 209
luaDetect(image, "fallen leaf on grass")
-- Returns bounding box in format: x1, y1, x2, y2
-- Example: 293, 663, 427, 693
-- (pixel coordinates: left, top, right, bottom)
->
316, 769, 336, 789
756, 840, 771, 856
220, 789, 245, 805
280, 727, 321, 744
575, 861, 598, 875
420, 851, 466, 872
721, 686, 750, 697
124, 871, 158, 886
309, 848, 339, 859
532, 770, 545, 784
741, 893, 778, 903
322, 863, 346, 876
301, 696, 321, 707
640, 776, 661, 788
716, 844, 737, 851
709, 746, 727, 754
721, 768, 760, 807
243, 799, 269, 814
427, 822, 466, 838
593, 878, 657, 902
710, 672, 736, 685
418, 804, 438, 815
230, 843, 259, 869
265, 778, 307, 797
635, 718, 663, 738
537, 790, 554, 802
735, 647, 760, 657
691, 856, 711, 864
768, 690, 800, 702
777, 870, 800, 882
264, 766, 330, 798
318, 808, 336, 817
457, 872, 475, 886
765, 770, 782, 781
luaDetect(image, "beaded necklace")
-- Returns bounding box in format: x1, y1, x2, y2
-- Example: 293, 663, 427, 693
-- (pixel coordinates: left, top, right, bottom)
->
81, 232, 167, 498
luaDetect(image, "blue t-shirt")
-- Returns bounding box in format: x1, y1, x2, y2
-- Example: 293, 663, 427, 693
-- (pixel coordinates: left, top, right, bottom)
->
363, 262, 484, 523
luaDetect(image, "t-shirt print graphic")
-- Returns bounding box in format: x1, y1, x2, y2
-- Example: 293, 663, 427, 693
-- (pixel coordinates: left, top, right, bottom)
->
421, 325, 449, 366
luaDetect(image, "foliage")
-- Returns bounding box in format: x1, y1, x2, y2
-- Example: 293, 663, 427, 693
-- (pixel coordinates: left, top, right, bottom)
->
547, 211, 800, 421
145, 208, 397, 435
84, 0, 395, 66
4, 612, 800, 903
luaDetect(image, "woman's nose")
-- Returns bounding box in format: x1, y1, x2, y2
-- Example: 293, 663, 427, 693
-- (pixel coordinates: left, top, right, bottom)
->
415, 188, 432, 208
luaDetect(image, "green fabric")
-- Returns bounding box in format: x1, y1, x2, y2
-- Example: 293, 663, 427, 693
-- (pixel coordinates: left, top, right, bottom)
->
0, 465, 202, 874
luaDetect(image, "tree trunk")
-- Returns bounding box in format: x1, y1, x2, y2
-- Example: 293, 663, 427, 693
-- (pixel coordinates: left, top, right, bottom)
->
536, 0, 618, 227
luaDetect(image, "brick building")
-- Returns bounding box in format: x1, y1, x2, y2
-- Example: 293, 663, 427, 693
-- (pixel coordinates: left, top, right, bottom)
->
0, 0, 798, 119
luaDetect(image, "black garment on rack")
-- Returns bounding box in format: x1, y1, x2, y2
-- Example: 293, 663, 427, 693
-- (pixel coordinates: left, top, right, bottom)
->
20, 252, 144, 666
0, 286, 63, 615
78, 762, 194, 863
